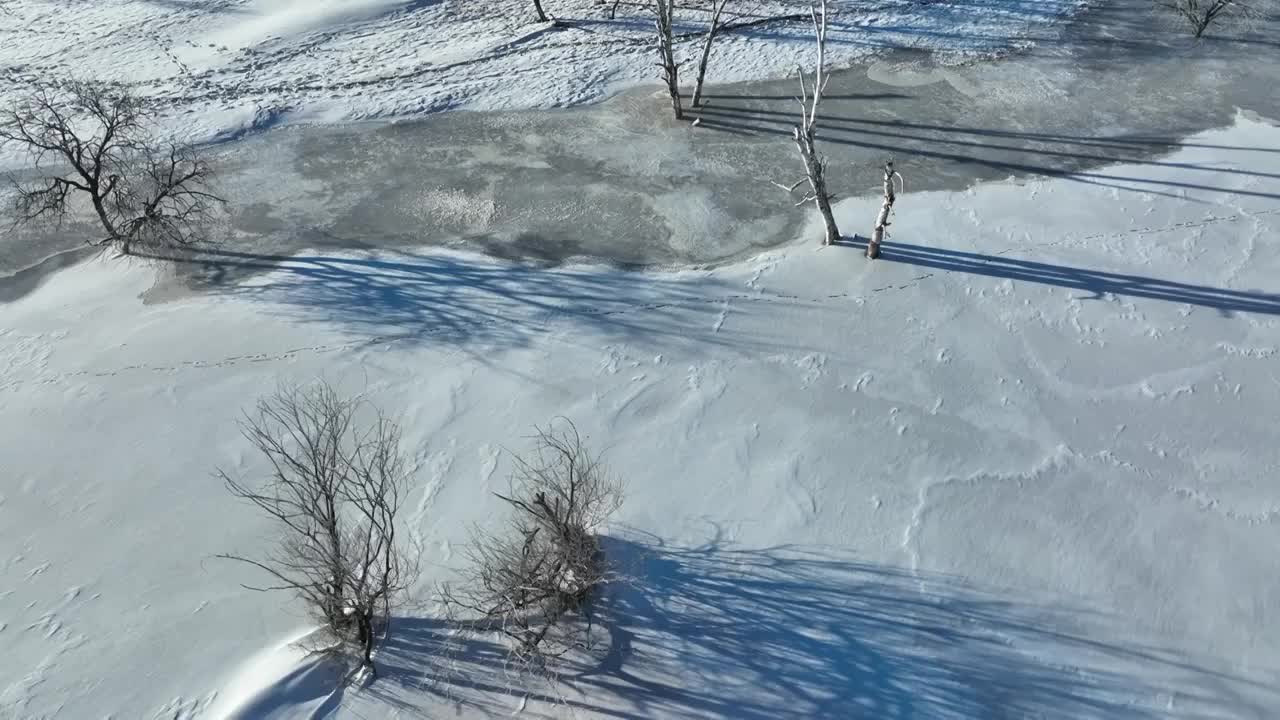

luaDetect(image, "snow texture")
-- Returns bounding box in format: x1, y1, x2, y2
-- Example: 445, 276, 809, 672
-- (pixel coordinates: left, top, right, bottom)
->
0, 0, 1086, 148
1, 114, 1278, 718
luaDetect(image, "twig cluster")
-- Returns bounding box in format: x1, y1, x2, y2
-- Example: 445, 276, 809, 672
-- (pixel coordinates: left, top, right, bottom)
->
0, 82, 222, 254
1158, 0, 1248, 37
218, 381, 419, 679
442, 420, 623, 677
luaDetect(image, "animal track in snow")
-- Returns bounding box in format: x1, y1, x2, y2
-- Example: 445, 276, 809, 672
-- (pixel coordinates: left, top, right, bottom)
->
478, 444, 501, 488
1216, 341, 1277, 359
713, 298, 731, 333
412, 447, 455, 547
765, 353, 827, 388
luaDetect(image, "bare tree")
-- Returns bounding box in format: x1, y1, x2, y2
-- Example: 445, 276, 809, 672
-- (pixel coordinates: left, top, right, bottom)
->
654, 0, 683, 119
867, 160, 902, 260
217, 381, 418, 680
0, 82, 223, 255
691, 0, 731, 108
773, 0, 840, 246
442, 420, 623, 677
1159, 0, 1248, 36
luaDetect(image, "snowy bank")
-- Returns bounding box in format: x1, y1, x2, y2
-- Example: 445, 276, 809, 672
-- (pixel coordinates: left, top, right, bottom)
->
1, 114, 1278, 718
0, 0, 1087, 145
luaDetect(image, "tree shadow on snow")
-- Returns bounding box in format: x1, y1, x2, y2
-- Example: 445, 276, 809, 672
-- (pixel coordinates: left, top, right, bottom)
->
364, 532, 1278, 719
836, 235, 1280, 317
136, 245, 763, 354
220, 652, 347, 720
691, 103, 1280, 203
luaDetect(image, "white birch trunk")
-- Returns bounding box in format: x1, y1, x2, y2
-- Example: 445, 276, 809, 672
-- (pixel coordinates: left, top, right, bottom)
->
778, 0, 840, 245
794, 126, 840, 246
867, 161, 897, 259
691, 0, 729, 108
655, 0, 682, 119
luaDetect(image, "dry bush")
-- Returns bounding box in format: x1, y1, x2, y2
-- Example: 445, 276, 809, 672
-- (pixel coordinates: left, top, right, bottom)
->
217, 381, 419, 680
0, 82, 223, 255
442, 420, 623, 677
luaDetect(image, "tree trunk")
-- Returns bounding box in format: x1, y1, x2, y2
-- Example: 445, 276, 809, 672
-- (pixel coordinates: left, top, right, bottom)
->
778, 0, 839, 246
665, 63, 682, 120
655, 0, 682, 119
90, 191, 123, 249
814, 183, 840, 247
868, 161, 896, 259
691, 0, 727, 108
358, 609, 376, 676
794, 127, 840, 246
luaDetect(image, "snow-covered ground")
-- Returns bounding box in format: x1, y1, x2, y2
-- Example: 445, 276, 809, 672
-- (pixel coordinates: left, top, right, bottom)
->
0, 0, 1086, 143
2, 113, 1278, 718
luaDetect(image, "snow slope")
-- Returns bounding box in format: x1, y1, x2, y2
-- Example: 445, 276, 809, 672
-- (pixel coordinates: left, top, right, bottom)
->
1, 114, 1278, 718
0, 0, 1086, 144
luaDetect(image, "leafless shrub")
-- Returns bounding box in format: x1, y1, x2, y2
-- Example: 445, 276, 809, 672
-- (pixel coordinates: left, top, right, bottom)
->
217, 381, 419, 681
691, 0, 731, 108
442, 420, 623, 678
772, 0, 840, 246
0, 82, 223, 255
654, 0, 683, 119
1158, 0, 1249, 36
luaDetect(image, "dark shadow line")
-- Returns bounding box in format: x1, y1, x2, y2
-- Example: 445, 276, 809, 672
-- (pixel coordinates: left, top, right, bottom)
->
861, 240, 1280, 315
694, 115, 1275, 201
692, 106, 1280, 181
697, 104, 1280, 154
690, 93, 911, 101
695, 116, 1195, 201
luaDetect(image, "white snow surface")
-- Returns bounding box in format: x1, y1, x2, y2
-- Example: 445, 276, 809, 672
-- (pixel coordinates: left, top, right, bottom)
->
2, 115, 1280, 718
0, 0, 1086, 145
